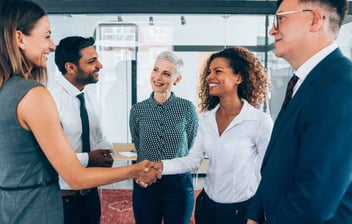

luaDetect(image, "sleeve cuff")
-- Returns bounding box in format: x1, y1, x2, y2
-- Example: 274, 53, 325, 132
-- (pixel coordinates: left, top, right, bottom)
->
76, 152, 89, 167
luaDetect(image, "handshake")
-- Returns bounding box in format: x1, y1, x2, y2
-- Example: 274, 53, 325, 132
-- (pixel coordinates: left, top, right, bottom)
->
133, 160, 164, 188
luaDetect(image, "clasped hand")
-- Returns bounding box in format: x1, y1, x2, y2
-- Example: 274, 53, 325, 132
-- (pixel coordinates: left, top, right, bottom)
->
134, 160, 163, 188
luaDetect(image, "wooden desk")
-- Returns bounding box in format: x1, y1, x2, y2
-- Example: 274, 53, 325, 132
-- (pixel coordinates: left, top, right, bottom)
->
112, 143, 137, 162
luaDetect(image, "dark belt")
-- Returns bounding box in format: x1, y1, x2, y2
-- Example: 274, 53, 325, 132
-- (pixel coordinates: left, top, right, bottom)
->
198, 189, 252, 216
61, 189, 91, 197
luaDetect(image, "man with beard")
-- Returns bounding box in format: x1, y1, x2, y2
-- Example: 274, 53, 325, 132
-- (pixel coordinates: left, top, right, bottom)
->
51, 36, 114, 224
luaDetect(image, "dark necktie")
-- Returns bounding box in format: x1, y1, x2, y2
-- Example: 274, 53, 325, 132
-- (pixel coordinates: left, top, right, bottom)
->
77, 93, 91, 153
281, 74, 299, 109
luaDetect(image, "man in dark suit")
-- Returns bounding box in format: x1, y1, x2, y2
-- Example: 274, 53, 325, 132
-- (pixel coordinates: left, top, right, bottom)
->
247, 0, 352, 223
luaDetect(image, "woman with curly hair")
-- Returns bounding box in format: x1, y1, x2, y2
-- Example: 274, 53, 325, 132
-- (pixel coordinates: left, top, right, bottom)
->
156, 46, 273, 224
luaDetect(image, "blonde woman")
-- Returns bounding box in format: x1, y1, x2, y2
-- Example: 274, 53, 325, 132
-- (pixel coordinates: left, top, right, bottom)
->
130, 51, 199, 224
0, 1, 159, 223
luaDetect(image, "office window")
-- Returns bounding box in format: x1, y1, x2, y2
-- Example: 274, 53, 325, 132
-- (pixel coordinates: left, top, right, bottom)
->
47, 14, 352, 142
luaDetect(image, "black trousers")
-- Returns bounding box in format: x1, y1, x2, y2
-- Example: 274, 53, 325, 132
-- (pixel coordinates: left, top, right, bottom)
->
195, 189, 251, 224
62, 188, 101, 224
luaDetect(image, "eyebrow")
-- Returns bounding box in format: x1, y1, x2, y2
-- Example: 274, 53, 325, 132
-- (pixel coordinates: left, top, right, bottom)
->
85, 56, 98, 62
210, 66, 225, 70
154, 66, 172, 73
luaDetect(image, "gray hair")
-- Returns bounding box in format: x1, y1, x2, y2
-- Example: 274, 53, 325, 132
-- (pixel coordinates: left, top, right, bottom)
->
156, 51, 184, 75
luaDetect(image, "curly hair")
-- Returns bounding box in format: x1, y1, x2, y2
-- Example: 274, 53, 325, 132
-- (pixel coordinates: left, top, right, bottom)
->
198, 46, 271, 112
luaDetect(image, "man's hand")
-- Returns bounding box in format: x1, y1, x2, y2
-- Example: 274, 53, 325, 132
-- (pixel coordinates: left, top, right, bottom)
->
247, 219, 259, 224
87, 149, 114, 167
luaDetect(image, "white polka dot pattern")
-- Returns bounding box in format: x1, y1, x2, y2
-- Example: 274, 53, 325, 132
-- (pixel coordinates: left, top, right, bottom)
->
129, 92, 199, 162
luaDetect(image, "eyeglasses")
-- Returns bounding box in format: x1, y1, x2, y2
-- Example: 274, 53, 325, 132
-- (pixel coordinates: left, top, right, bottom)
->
273, 9, 313, 30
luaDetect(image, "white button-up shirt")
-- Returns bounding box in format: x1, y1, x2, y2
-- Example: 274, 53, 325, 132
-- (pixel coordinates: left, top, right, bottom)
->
163, 100, 273, 203
50, 75, 112, 190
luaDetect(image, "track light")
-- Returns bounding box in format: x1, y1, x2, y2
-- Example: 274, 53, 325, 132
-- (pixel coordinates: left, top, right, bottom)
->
117, 15, 123, 22
149, 16, 154, 26
181, 16, 186, 25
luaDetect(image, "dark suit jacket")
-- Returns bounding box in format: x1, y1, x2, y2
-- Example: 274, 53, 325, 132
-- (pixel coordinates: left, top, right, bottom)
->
247, 48, 352, 224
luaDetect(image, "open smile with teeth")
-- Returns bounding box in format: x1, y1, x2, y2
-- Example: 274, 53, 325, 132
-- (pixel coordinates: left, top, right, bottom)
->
43, 53, 50, 60
208, 83, 219, 88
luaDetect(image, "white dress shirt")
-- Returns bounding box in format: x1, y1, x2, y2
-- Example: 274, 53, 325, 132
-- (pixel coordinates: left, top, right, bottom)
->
50, 75, 112, 190
163, 99, 273, 203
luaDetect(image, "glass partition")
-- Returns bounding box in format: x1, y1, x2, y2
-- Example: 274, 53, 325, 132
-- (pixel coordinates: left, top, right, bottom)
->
47, 13, 352, 142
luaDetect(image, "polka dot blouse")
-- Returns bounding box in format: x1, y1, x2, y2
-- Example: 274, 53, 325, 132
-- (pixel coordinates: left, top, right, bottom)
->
129, 92, 199, 162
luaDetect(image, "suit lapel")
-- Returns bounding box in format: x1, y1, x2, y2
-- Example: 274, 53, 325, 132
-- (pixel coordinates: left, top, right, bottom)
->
262, 49, 344, 168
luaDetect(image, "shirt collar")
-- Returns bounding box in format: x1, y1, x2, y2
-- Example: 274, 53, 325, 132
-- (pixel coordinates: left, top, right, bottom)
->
57, 74, 82, 97
148, 92, 176, 108
207, 99, 258, 121
295, 42, 338, 81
